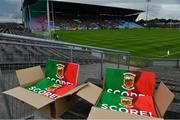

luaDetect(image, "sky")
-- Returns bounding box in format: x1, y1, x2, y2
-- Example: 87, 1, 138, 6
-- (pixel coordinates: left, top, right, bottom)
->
0, 0, 180, 23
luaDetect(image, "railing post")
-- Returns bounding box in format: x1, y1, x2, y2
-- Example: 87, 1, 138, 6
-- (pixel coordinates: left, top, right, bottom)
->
70, 48, 73, 62
100, 52, 104, 80
117, 54, 120, 69
0, 69, 12, 118
177, 59, 179, 69
127, 54, 130, 70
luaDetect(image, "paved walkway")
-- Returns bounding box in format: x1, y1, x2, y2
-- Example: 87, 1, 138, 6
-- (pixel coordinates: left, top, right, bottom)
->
0, 87, 8, 118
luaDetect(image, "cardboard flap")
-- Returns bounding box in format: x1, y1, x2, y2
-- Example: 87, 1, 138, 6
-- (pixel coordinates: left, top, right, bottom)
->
16, 66, 44, 86
3, 87, 54, 109
154, 82, 175, 117
77, 83, 103, 105
61, 83, 88, 98
88, 107, 162, 119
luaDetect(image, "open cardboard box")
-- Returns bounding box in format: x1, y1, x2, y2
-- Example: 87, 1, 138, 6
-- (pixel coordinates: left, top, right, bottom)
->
3, 66, 88, 118
76, 81, 175, 119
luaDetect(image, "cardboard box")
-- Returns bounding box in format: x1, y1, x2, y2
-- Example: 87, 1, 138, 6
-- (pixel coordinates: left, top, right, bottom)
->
77, 81, 175, 119
3, 66, 87, 118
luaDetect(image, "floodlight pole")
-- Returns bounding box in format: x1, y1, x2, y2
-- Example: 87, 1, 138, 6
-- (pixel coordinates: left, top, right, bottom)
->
28, 4, 32, 32
51, 1, 55, 31
47, 0, 51, 39
146, 0, 151, 28
21, 0, 24, 24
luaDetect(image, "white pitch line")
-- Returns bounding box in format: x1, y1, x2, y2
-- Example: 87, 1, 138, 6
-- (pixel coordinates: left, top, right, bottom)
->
159, 51, 180, 58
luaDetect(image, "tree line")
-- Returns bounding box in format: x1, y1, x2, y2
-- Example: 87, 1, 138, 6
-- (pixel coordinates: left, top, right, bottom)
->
137, 18, 180, 24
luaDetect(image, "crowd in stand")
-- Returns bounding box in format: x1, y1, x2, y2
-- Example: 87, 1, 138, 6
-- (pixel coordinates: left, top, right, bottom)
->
29, 14, 142, 31
53, 18, 142, 30
0, 18, 142, 36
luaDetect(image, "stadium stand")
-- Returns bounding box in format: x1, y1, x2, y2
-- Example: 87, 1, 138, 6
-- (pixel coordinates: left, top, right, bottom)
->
0, 33, 102, 67
0, 44, 100, 66
0, 23, 43, 38
22, 0, 143, 31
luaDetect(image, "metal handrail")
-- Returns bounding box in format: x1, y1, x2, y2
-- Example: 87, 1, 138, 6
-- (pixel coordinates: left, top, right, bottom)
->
0, 33, 130, 54
0, 40, 128, 55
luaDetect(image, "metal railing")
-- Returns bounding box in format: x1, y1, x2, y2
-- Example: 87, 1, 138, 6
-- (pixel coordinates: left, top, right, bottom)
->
0, 33, 131, 119
130, 56, 180, 68
0, 33, 130, 54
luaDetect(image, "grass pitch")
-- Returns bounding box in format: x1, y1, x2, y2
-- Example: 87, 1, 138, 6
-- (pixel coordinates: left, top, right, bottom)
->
53, 29, 180, 59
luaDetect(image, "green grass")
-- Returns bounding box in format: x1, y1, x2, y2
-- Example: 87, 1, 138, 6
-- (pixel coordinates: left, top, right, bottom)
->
52, 29, 180, 59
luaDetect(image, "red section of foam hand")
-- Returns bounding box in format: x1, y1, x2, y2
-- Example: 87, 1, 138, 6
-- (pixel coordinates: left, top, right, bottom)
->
54, 85, 75, 96
130, 71, 156, 96
64, 63, 79, 86
133, 96, 157, 117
